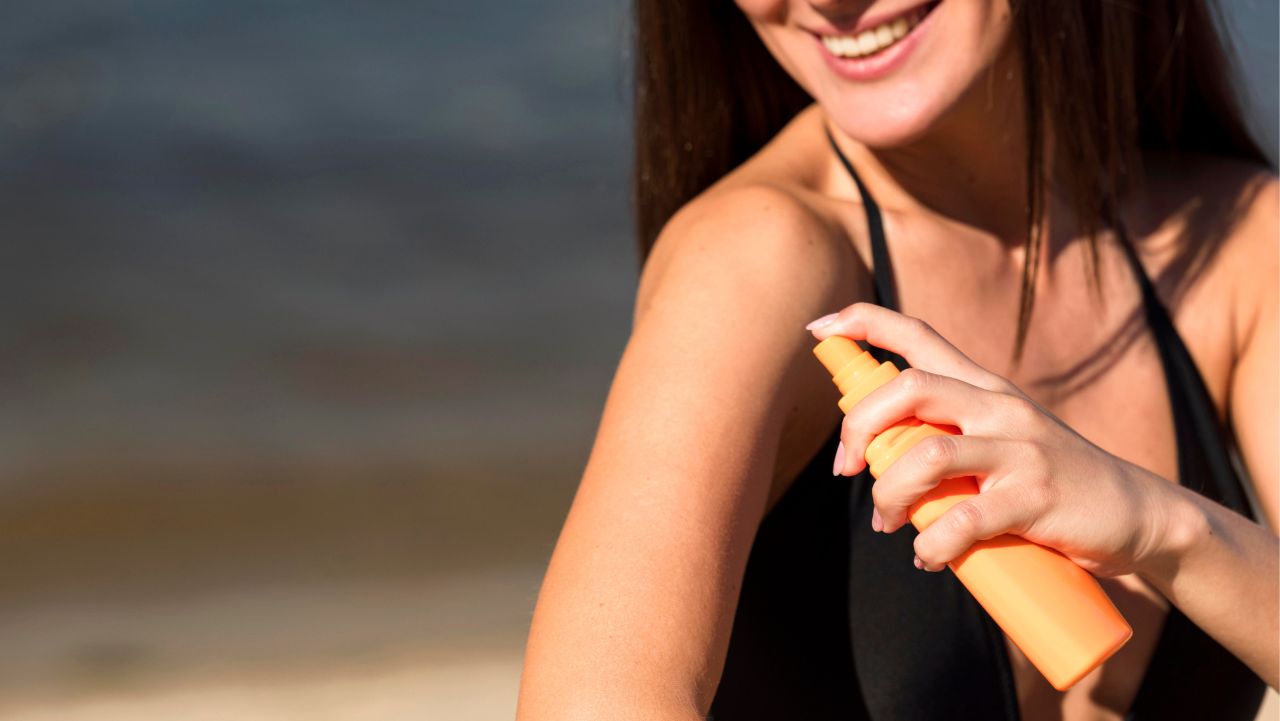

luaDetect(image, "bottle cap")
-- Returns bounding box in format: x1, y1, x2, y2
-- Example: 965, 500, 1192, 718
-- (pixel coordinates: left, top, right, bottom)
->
813, 335, 862, 377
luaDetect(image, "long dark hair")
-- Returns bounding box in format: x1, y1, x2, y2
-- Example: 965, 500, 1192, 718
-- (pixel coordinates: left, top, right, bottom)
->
632, 0, 1268, 361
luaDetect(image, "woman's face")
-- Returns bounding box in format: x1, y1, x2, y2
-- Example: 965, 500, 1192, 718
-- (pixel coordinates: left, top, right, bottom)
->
737, 0, 1015, 148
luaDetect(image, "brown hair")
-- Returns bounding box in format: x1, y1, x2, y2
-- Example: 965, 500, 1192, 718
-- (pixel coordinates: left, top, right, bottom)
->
631, 0, 1268, 362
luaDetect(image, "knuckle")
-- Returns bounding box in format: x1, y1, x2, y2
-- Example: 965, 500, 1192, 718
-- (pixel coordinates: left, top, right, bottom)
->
1026, 470, 1058, 508
1023, 484, 1053, 514
1020, 440, 1050, 470
897, 367, 929, 394
946, 500, 986, 536
916, 434, 956, 470
1004, 394, 1040, 424
991, 376, 1021, 395
905, 314, 933, 335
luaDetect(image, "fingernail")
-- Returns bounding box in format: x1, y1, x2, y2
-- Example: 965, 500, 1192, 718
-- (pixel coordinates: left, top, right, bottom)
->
806, 312, 839, 330
832, 441, 846, 476
870, 507, 883, 532
913, 555, 924, 570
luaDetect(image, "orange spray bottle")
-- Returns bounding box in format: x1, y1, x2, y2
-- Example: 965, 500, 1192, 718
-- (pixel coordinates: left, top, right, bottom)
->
813, 335, 1132, 691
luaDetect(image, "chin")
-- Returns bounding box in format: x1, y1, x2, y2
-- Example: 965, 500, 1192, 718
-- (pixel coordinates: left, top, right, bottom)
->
744, 0, 1014, 149
822, 87, 956, 149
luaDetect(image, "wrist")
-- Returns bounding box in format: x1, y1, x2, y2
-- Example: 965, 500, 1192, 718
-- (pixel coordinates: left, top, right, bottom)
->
1132, 468, 1211, 586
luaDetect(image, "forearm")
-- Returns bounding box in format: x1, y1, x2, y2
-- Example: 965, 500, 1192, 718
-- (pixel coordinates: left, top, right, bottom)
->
517, 647, 705, 721
515, 459, 763, 721
1138, 471, 1279, 686
517, 559, 719, 721
514, 553, 727, 721
517, 681, 704, 721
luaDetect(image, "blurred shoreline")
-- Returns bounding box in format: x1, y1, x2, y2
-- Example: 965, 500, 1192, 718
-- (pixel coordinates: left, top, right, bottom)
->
0, 562, 540, 720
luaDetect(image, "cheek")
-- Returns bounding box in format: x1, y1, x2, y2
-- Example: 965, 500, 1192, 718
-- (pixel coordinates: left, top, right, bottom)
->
734, 0, 787, 24
740, 10, 807, 91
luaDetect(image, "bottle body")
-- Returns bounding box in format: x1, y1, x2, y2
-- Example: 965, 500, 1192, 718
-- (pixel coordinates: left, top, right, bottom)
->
814, 336, 1132, 691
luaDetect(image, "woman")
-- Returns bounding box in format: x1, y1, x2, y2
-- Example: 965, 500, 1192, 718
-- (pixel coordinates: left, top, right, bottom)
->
518, 1, 1278, 719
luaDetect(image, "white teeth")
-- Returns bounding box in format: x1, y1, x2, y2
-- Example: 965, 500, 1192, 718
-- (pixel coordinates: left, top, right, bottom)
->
855, 30, 878, 54
820, 9, 925, 59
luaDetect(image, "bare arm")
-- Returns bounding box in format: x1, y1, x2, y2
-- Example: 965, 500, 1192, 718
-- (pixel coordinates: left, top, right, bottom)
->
1139, 177, 1279, 686
1229, 180, 1280, 533
516, 187, 869, 720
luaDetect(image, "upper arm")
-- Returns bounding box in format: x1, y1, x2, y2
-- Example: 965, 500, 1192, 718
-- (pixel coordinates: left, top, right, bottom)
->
518, 186, 870, 719
1228, 176, 1279, 531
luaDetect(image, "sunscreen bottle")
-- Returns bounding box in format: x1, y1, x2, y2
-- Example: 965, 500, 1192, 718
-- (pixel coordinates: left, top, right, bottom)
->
813, 335, 1132, 691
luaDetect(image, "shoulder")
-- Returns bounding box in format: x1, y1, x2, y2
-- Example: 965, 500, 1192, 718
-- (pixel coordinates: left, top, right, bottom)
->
635, 183, 868, 329
622, 114, 876, 498
1177, 158, 1280, 527
623, 181, 869, 502
1187, 156, 1276, 355
1138, 151, 1275, 232
1138, 151, 1276, 249
1223, 167, 1279, 362
1136, 151, 1277, 355
636, 108, 873, 329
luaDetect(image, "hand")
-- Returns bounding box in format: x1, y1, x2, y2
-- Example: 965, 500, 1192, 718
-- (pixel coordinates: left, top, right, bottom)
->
806, 302, 1191, 578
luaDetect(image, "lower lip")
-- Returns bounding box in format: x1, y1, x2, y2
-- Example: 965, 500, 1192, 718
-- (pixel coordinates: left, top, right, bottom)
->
814, 7, 936, 82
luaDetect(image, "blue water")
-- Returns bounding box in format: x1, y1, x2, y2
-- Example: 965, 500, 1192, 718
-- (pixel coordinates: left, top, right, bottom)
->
0, 0, 1273, 480
0, 0, 635, 475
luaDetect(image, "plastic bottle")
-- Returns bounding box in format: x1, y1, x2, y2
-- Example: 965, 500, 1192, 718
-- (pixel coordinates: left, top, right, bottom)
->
813, 335, 1132, 691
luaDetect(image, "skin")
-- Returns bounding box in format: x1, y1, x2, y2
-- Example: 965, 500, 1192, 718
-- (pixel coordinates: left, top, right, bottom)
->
517, 1, 1279, 719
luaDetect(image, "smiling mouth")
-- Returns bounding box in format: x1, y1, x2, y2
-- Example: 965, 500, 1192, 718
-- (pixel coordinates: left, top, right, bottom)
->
818, 2, 939, 59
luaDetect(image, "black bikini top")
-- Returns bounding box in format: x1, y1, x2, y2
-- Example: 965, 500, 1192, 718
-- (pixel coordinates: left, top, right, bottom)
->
704, 131, 1266, 721
823, 127, 1266, 720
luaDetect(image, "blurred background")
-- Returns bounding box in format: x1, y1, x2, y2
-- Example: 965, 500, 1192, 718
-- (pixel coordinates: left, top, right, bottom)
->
0, 1, 1275, 719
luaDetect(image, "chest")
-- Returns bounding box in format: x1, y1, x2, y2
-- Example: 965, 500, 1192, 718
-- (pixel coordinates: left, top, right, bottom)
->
881, 230, 1236, 720
881, 221, 1235, 482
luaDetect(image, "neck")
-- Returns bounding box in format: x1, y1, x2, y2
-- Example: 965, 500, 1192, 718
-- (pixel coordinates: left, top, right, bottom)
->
825, 39, 1057, 252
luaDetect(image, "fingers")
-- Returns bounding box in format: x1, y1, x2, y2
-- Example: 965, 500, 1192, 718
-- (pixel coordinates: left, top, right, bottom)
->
867, 434, 1034, 533
806, 303, 1054, 572
833, 368, 1036, 477
912, 484, 1049, 571
807, 302, 1013, 394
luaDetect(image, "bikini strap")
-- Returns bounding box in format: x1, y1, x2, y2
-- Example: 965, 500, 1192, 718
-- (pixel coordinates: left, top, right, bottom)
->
1114, 231, 1254, 515
824, 125, 899, 312
824, 125, 908, 371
